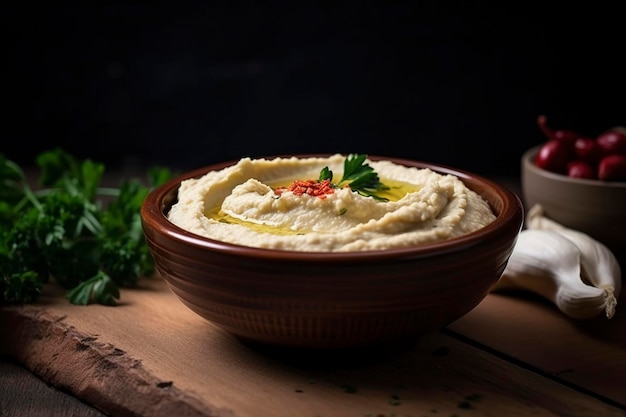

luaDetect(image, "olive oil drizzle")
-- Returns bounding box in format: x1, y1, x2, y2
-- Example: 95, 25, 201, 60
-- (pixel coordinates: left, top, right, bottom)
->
206, 178, 420, 236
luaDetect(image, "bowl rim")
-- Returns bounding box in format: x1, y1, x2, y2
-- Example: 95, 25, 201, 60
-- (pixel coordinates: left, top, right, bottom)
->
523, 145, 626, 188
141, 154, 524, 262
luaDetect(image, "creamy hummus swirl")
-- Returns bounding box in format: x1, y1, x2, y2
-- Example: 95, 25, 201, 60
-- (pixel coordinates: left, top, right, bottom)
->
167, 154, 496, 252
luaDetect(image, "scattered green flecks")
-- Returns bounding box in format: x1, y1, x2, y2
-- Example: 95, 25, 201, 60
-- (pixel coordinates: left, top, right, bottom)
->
388, 393, 402, 406
458, 393, 482, 409
317, 383, 483, 417
340, 383, 358, 394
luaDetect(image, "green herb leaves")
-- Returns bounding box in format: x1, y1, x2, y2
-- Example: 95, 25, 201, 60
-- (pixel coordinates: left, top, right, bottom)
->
320, 154, 389, 201
66, 271, 120, 306
0, 148, 173, 306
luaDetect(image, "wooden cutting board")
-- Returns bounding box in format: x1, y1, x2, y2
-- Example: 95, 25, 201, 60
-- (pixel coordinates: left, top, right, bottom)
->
1, 276, 624, 417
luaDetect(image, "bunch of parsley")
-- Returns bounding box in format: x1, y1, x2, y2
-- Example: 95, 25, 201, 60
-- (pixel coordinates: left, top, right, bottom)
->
0, 149, 172, 306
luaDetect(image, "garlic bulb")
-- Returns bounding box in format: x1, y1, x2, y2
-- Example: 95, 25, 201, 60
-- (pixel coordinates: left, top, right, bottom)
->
494, 206, 621, 319
526, 204, 622, 306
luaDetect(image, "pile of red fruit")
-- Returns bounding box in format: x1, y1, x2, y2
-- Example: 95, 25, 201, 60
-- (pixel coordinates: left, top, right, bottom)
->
535, 115, 626, 181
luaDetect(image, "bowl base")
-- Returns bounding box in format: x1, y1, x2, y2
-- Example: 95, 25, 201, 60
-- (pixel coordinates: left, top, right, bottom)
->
234, 332, 428, 360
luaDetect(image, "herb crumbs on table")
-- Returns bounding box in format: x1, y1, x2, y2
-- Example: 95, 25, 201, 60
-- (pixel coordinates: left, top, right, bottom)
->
458, 392, 482, 409
340, 383, 358, 393
388, 393, 402, 406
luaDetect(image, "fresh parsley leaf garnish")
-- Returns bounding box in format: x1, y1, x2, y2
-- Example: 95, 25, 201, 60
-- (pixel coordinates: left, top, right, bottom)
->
321, 154, 389, 201
0, 148, 173, 306
319, 166, 333, 182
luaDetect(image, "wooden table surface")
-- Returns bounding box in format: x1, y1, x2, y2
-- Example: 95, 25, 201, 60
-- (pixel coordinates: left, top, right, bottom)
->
1, 177, 625, 417
1, 274, 625, 417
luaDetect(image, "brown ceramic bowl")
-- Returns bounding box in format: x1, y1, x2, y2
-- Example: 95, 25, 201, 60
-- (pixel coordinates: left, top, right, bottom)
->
522, 145, 626, 265
141, 155, 524, 349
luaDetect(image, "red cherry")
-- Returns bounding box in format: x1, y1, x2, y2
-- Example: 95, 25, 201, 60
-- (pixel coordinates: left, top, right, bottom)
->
553, 129, 579, 144
535, 140, 571, 174
567, 160, 596, 179
536, 115, 578, 144
596, 130, 626, 156
598, 154, 626, 181
574, 137, 601, 162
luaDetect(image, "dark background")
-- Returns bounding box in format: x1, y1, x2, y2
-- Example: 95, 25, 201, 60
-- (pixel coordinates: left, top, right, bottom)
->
2, 3, 625, 178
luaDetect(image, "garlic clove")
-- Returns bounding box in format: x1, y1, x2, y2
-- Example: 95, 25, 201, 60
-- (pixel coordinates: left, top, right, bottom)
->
495, 228, 617, 319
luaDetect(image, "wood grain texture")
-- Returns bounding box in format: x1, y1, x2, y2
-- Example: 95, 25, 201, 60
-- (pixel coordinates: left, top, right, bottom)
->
448, 288, 626, 407
1, 277, 624, 417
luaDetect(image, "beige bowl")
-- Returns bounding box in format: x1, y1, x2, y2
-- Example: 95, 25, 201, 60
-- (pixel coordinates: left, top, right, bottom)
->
522, 145, 626, 265
141, 155, 524, 349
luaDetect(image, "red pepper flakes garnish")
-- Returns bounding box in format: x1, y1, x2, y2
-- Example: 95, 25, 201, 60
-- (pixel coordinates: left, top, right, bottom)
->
275, 179, 335, 199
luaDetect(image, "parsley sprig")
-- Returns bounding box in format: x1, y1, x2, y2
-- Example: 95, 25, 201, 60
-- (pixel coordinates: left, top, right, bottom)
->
319, 154, 389, 201
0, 149, 173, 306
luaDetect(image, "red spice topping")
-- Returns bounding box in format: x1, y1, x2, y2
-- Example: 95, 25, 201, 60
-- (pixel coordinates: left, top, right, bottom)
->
275, 179, 335, 199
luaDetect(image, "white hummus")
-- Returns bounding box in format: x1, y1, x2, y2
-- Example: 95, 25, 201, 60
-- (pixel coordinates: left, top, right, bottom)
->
167, 154, 496, 252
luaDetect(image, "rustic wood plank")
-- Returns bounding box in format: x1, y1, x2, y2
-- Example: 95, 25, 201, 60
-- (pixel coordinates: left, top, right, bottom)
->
448, 287, 626, 407
1, 277, 624, 417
